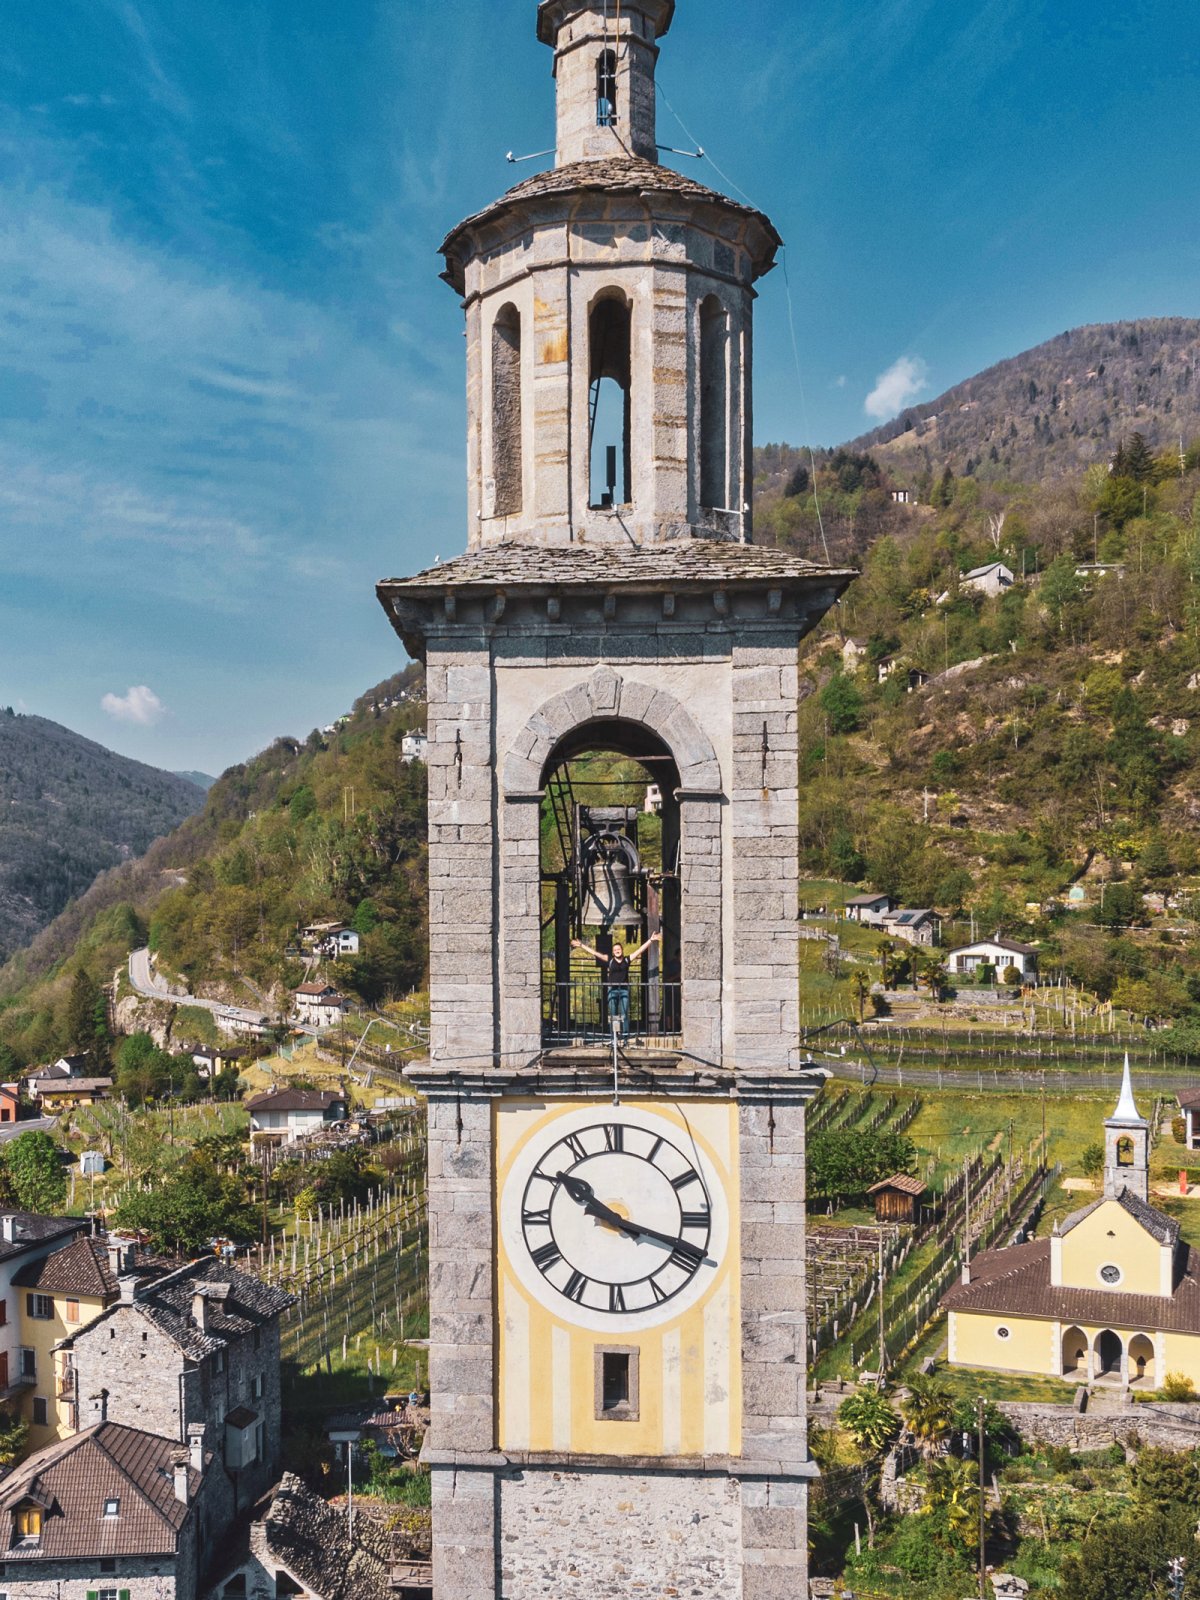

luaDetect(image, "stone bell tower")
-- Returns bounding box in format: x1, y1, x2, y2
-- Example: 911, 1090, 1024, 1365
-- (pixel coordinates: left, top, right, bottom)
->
379, 5, 853, 1596
1104, 1055, 1150, 1203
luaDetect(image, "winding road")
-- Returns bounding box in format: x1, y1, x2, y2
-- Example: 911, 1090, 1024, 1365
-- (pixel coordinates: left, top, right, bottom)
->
127, 949, 272, 1030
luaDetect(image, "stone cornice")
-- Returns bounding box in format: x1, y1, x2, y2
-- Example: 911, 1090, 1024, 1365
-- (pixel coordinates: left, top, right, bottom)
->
407, 1055, 832, 1105
423, 1446, 818, 1480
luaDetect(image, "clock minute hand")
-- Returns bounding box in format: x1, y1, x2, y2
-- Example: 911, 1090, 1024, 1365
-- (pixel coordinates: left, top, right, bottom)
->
554, 1172, 637, 1235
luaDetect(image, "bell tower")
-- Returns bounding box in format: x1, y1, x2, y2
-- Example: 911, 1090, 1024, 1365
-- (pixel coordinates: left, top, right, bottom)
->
380, 6, 853, 1597
1104, 1055, 1150, 1203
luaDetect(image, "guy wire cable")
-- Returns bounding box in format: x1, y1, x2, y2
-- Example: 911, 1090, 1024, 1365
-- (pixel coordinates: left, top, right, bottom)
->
659, 84, 831, 563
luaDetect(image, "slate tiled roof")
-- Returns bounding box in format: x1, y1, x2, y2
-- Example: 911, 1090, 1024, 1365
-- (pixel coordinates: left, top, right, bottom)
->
258, 1474, 392, 1600
95, 1258, 295, 1363
1056, 1189, 1180, 1249
381, 540, 853, 594
0, 1422, 205, 1559
30, 1077, 113, 1095
441, 156, 781, 282
13, 1237, 121, 1299
0, 1215, 86, 1267
245, 1089, 344, 1114
941, 1236, 1200, 1334
950, 936, 1038, 957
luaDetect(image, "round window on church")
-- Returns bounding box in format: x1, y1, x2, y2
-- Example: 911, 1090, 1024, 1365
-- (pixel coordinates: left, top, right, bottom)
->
996, 1326, 1011, 1340
1099, 1264, 1122, 1286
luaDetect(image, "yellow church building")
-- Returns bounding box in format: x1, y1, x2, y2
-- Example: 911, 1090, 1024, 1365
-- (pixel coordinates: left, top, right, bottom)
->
942, 1061, 1200, 1388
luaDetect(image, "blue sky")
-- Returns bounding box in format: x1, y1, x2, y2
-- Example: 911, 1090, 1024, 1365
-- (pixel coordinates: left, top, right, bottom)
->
1, 0, 1197, 775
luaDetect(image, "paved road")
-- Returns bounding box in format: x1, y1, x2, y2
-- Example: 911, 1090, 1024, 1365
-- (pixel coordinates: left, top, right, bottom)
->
128, 949, 270, 1027
0, 1117, 53, 1144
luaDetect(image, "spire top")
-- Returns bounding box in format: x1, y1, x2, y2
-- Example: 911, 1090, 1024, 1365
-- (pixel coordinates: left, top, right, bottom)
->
1111, 1054, 1144, 1124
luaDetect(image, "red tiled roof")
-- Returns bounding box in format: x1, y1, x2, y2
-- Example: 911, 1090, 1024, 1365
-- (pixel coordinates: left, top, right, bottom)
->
941, 1236, 1200, 1334
868, 1173, 927, 1198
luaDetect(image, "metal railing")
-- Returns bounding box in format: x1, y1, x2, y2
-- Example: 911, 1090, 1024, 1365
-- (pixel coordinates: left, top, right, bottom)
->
542, 975, 682, 1046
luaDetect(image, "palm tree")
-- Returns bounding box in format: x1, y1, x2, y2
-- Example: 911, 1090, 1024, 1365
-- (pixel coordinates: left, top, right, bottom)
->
838, 1389, 901, 1455
921, 1455, 980, 1548
900, 1373, 955, 1457
851, 968, 873, 1023
920, 957, 949, 1003
878, 938, 898, 988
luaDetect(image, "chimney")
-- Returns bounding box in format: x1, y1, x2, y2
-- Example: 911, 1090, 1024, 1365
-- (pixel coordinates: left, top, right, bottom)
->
173, 1453, 190, 1505
188, 1424, 206, 1473
191, 1291, 210, 1331
961, 1260, 971, 1286
0, 1216, 17, 1243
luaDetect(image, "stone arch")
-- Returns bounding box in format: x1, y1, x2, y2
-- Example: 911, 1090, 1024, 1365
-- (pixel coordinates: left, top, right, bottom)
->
1094, 1328, 1123, 1380
1128, 1333, 1155, 1385
1061, 1324, 1088, 1378
502, 667, 722, 797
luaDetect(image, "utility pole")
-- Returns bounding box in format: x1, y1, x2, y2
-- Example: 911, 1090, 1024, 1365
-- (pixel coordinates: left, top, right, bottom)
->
977, 1396, 987, 1600
877, 1230, 885, 1375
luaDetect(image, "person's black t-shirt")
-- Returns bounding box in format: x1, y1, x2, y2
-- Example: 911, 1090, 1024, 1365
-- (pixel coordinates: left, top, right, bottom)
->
607, 955, 631, 988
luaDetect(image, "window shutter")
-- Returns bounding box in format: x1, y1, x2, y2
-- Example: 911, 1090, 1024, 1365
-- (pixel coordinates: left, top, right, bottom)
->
119, 1590, 131, 1600
25, 1296, 32, 1317
86, 1592, 98, 1600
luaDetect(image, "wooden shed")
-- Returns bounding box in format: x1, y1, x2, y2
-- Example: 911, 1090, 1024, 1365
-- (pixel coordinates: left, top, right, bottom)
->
868, 1173, 927, 1225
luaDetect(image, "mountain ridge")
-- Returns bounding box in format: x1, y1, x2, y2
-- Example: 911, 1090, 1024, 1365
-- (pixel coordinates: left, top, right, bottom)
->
0, 709, 206, 962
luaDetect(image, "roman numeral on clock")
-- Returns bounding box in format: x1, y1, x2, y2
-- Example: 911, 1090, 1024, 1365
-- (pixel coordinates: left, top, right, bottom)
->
564, 1271, 589, 1303
609, 1284, 627, 1313
531, 1242, 561, 1271
680, 1211, 710, 1230
669, 1241, 704, 1271
671, 1170, 701, 1192
563, 1133, 588, 1164
522, 1209, 551, 1229
603, 1124, 624, 1152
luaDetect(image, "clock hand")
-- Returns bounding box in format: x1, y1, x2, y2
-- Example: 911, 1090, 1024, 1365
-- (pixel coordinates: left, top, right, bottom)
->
554, 1173, 710, 1262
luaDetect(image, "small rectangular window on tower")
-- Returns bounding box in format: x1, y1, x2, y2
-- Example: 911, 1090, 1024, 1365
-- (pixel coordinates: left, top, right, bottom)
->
595, 1347, 639, 1421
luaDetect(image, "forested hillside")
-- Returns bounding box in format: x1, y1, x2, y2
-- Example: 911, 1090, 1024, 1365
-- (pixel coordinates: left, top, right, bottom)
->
761, 423, 1200, 1030
842, 318, 1199, 488
0, 711, 205, 961
0, 670, 427, 1068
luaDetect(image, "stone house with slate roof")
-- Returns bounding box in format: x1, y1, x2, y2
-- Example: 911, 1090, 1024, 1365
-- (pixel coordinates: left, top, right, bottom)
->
13, 1236, 168, 1448
943, 1064, 1200, 1387
211, 1474, 396, 1600
68, 1259, 293, 1538
0, 1419, 213, 1599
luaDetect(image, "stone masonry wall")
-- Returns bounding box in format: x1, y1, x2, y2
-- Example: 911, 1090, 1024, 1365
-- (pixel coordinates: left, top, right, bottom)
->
498, 1468, 742, 1599
2, 1557, 185, 1599
999, 1399, 1200, 1451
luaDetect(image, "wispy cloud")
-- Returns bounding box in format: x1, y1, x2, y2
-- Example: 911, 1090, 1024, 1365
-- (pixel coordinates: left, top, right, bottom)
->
865, 356, 930, 420
101, 685, 167, 726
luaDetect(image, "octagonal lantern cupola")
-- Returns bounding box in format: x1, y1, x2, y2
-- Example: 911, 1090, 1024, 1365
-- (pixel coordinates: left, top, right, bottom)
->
441, 2, 782, 550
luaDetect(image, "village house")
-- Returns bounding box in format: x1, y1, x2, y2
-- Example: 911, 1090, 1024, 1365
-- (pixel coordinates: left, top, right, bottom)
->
244, 1088, 348, 1147
890, 487, 912, 505
25, 1056, 113, 1111
189, 1045, 248, 1081
843, 892, 896, 927
13, 1234, 159, 1447
947, 935, 1039, 983
400, 730, 428, 765
0, 1420, 215, 1600
942, 1064, 1200, 1387
937, 561, 1015, 604
840, 638, 869, 673
0, 1082, 19, 1123
69, 1257, 294, 1536
317, 929, 361, 960
293, 983, 348, 1028
882, 908, 940, 947
0, 1213, 90, 1399
1176, 1090, 1200, 1152
213, 1006, 272, 1042
210, 1473, 403, 1600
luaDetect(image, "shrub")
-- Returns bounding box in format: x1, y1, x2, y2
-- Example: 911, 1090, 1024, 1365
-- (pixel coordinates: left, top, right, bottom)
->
1002, 964, 1022, 986
1172, 1115, 1187, 1145
1160, 1371, 1197, 1403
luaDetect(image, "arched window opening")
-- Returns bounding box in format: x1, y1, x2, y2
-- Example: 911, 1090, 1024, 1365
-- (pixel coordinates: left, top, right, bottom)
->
597, 50, 618, 127
589, 295, 632, 509
540, 722, 681, 1045
699, 295, 730, 511
491, 304, 523, 517
1117, 1135, 1134, 1168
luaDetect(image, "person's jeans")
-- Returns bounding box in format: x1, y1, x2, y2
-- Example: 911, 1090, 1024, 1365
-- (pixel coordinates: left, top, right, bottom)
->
606, 985, 630, 1032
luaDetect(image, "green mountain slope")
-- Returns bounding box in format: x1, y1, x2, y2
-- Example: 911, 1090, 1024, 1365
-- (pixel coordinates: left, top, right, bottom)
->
0, 669, 428, 1068
0, 710, 206, 962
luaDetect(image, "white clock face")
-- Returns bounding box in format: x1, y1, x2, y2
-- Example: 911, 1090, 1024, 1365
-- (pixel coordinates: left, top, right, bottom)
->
500, 1106, 730, 1334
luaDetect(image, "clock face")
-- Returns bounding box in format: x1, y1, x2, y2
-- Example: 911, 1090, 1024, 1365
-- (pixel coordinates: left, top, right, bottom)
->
500, 1105, 730, 1333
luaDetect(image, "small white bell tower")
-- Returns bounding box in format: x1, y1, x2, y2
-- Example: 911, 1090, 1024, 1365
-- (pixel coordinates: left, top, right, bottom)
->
1104, 1055, 1150, 1203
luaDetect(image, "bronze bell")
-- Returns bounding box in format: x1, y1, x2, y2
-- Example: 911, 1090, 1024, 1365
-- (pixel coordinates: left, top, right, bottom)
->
581, 827, 641, 931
